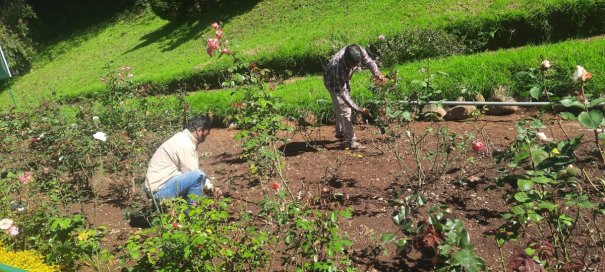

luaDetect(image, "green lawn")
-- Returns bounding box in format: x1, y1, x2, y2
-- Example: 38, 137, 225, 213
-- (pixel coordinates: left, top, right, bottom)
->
2, 0, 605, 111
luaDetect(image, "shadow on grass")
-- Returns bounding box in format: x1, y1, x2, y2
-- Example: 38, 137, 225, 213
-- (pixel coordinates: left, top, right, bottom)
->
123, 0, 262, 55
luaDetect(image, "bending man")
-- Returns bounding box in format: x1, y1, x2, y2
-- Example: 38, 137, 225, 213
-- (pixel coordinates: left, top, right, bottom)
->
323, 44, 385, 150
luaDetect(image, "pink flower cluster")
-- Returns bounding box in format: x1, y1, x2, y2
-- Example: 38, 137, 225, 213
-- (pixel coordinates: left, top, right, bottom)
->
0, 219, 19, 237
206, 22, 230, 57
19, 172, 33, 184
100, 66, 134, 85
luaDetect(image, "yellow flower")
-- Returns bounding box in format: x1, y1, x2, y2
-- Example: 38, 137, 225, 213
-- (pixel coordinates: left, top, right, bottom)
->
77, 232, 88, 241
550, 148, 560, 157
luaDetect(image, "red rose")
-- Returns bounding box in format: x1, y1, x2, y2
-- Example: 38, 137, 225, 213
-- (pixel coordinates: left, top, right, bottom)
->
472, 141, 485, 152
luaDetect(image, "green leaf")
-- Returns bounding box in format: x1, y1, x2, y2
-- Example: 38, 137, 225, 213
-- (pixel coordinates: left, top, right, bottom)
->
402, 111, 413, 121
517, 179, 534, 191
392, 206, 410, 225
531, 150, 549, 165
559, 112, 577, 120
512, 151, 531, 164
416, 194, 427, 206
528, 211, 542, 222
341, 239, 354, 246
537, 202, 557, 211
458, 230, 470, 248
529, 87, 541, 100
532, 176, 551, 184
381, 233, 397, 243
559, 98, 585, 109
513, 192, 530, 203
394, 239, 407, 247
339, 210, 352, 218
578, 110, 604, 129
502, 213, 513, 220
399, 218, 413, 231
567, 167, 581, 176
588, 97, 605, 108
578, 201, 596, 209
512, 205, 526, 215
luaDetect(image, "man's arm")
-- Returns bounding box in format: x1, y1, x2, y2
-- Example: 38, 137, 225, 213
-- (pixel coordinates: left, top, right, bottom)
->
337, 82, 362, 112
178, 145, 199, 173
359, 46, 381, 76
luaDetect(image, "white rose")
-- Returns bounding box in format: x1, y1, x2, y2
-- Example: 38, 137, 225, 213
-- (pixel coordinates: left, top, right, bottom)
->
537, 132, 548, 141
93, 131, 107, 142
0, 219, 13, 230
573, 65, 593, 83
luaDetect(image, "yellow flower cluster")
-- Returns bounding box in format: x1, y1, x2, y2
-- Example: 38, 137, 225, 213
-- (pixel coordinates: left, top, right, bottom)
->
0, 242, 60, 272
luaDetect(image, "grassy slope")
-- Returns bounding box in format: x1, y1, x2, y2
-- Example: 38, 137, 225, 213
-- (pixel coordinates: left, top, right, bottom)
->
0, 0, 593, 109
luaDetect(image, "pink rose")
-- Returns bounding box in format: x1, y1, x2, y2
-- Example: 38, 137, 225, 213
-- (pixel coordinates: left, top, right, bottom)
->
207, 38, 218, 50
211, 22, 219, 29
5, 225, 19, 237
216, 29, 223, 39
221, 48, 230, 54
19, 172, 33, 184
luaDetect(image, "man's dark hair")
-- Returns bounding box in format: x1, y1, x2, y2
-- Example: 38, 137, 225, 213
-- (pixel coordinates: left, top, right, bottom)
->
186, 114, 211, 132
344, 44, 362, 64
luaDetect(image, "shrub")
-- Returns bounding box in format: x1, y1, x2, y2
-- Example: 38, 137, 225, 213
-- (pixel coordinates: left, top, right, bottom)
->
0, 0, 38, 76
149, 0, 201, 21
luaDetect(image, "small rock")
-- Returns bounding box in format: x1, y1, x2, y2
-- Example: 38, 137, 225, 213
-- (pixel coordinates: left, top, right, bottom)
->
485, 86, 518, 115
298, 112, 317, 126
444, 105, 477, 121
421, 104, 447, 120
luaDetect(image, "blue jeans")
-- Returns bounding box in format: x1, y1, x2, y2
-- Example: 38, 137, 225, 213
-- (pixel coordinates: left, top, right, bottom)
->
153, 170, 206, 205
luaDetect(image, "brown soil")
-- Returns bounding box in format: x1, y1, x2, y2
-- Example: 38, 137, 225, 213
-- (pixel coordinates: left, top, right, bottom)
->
86, 107, 605, 271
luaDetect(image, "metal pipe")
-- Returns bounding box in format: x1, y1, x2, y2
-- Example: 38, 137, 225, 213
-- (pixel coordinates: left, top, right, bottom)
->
397, 101, 550, 107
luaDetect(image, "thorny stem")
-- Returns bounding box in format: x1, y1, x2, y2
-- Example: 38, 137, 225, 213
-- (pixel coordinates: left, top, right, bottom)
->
580, 82, 605, 163
411, 133, 423, 190
580, 214, 603, 254
273, 141, 295, 201
498, 245, 508, 272
592, 213, 605, 251
581, 169, 603, 197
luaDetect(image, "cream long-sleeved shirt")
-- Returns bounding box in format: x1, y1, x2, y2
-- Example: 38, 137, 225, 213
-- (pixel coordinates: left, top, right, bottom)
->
145, 129, 199, 192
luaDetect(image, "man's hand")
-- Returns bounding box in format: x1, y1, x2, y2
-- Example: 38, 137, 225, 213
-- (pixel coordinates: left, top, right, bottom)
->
372, 74, 387, 84
213, 187, 223, 198
212, 187, 223, 202
359, 108, 371, 116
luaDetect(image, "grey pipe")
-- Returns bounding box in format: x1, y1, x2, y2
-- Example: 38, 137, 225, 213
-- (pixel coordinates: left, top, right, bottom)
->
317, 99, 551, 107
398, 101, 551, 107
